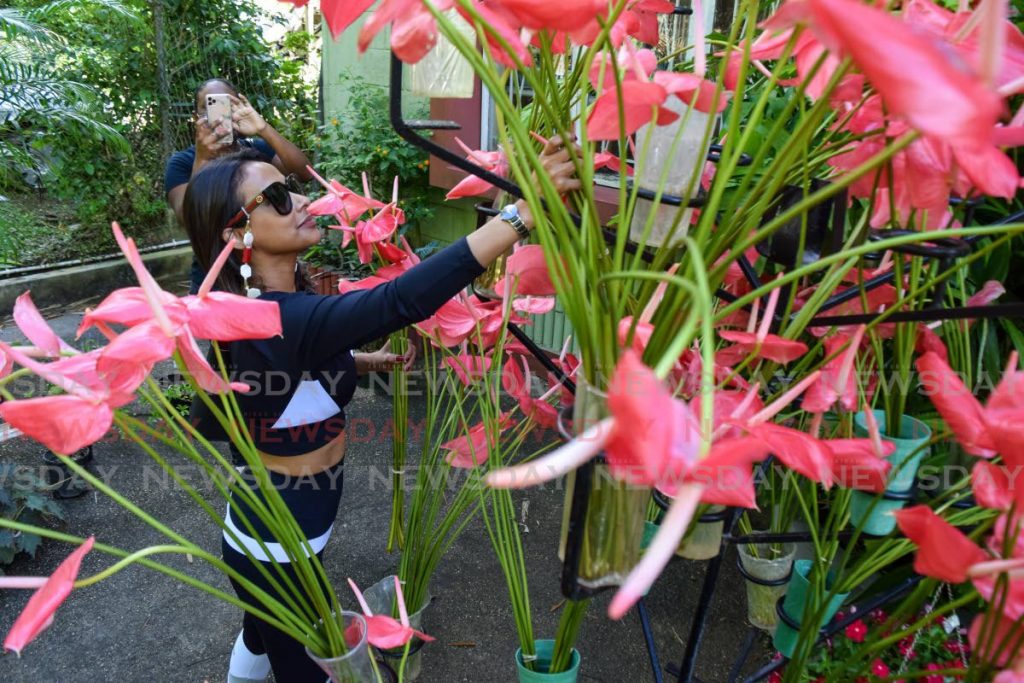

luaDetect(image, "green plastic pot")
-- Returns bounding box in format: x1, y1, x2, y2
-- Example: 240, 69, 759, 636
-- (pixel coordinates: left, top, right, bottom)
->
772, 560, 848, 658
849, 410, 932, 536
515, 639, 580, 683
640, 520, 659, 551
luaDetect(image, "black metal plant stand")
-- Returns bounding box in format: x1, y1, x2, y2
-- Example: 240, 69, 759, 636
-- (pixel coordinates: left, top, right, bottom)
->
386, 49, 1009, 682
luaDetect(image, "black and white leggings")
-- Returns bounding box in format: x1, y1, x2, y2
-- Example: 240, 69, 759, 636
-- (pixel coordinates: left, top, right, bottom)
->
222, 463, 344, 682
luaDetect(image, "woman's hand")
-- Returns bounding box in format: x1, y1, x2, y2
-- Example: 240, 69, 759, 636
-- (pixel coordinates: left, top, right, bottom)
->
516, 134, 583, 230
355, 340, 415, 374
193, 114, 231, 166
230, 94, 268, 137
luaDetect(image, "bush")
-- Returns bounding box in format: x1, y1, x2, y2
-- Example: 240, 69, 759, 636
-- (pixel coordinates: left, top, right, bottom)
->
306, 74, 436, 273
0, 462, 67, 572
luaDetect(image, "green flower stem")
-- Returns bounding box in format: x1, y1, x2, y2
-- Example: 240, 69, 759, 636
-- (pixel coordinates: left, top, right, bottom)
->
0, 518, 317, 647
388, 328, 410, 553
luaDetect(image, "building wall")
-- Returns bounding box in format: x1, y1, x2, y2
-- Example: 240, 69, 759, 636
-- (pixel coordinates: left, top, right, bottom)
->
321, 10, 477, 247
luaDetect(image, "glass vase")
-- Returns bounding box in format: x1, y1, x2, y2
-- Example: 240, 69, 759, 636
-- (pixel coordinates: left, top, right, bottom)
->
410, 10, 476, 99
306, 612, 378, 683
364, 575, 432, 681
628, 98, 714, 247
738, 542, 796, 632
558, 376, 648, 591
676, 505, 726, 560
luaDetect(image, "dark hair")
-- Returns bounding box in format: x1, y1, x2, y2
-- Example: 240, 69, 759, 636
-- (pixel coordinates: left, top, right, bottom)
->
183, 149, 310, 295
194, 78, 238, 112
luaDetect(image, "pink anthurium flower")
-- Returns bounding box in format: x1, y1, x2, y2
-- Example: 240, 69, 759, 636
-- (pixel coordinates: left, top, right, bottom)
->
442, 413, 514, 468
13, 292, 76, 358
719, 288, 809, 364
347, 577, 435, 649
802, 326, 866, 414
358, 0, 453, 64
0, 343, 134, 454
494, 244, 556, 297
495, 0, 606, 32
3, 537, 94, 655
443, 353, 492, 386
306, 166, 385, 226
502, 356, 559, 429
587, 80, 676, 141
313, 0, 375, 39
971, 460, 1023, 510
916, 350, 998, 457
487, 350, 824, 619
799, 0, 1005, 148
180, 238, 283, 342
826, 438, 894, 493
445, 139, 510, 200
894, 505, 988, 583
653, 71, 730, 114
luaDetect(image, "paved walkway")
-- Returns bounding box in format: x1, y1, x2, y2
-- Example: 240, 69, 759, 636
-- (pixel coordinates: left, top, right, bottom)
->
0, 302, 767, 682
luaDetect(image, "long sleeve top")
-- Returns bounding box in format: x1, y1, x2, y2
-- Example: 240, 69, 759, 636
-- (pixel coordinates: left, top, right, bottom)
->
229, 237, 485, 456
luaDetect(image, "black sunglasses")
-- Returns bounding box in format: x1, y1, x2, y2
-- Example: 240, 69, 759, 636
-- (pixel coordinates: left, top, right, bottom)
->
227, 175, 303, 227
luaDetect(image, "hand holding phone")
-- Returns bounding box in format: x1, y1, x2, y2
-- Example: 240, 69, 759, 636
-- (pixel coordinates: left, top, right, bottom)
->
204, 93, 233, 146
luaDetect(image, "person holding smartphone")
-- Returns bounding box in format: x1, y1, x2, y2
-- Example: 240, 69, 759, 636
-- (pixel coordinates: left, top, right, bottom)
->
164, 78, 314, 294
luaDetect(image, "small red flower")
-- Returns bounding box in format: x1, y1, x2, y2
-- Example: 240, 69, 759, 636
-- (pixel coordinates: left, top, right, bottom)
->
923, 662, 944, 683
845, 619, 868, 643
871, 658, 890, 678
767, 673, 783, 683
897, 636, 916, 659
871, 608, 887, 624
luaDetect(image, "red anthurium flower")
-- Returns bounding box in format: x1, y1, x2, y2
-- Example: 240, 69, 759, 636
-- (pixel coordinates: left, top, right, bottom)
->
13, 292, 76, 358
894, 505, 987, 583
442, 413, 514, 468
502, 357, 559, 428
494, 244, 556, 297
495, 0, 606, 32
313, 0, 375, 39
459, 0, 532, 67
341, 205, 403, 264
604, 351, 702, 486
358, 0, 453, 64
972, 568, 1024, 621
803, 326, 865, 414
653, 71, 730, 114
445, 138, 509, 200
804, 0, 1004, 148
180, 238, 283, 342
347, 577, 435, 649
969, 611, 1022, 672
971, 461, 1022, 510
826, 438, 894, 493
593, 151, 634, 175
719, 289, 809, 364
587, 80, 676, 141
307, 166, 386, 225
917, 351, 997, 457
747, 423, 834, 486
3, 537, 94, 655
443, 354, 492, 386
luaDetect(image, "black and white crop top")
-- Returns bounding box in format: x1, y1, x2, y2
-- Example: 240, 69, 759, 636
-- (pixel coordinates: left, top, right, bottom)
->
229, 237, 485, 456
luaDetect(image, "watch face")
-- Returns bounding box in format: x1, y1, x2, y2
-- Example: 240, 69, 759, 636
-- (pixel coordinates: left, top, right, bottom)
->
500, 204, 517, 220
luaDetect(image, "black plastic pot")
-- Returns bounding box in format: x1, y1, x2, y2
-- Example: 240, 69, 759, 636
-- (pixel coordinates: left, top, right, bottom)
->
42, 445, 94, 499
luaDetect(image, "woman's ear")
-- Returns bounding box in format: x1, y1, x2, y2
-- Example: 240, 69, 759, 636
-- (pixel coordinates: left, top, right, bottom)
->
222, 226, 245, 247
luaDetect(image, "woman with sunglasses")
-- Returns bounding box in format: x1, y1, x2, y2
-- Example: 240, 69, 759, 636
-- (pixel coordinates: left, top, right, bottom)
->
182, 140, 581, 683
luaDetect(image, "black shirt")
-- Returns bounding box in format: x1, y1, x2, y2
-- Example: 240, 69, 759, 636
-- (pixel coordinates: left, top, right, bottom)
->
230, 237, 486, 456
163, 138, 276, 195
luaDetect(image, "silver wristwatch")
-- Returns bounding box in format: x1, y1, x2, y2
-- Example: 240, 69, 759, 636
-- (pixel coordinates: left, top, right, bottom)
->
499, 203, 530, 239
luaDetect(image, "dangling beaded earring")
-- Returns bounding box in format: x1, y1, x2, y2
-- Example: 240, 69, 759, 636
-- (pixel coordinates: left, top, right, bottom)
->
241, 227, 260, 298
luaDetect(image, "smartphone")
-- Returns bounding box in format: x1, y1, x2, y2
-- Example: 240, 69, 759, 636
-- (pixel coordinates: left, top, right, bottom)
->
205, 93, 233, 145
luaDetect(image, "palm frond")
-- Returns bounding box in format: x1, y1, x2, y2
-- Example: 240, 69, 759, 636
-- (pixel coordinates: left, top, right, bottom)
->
30, 0, 140, 25
0, 8, 61, 44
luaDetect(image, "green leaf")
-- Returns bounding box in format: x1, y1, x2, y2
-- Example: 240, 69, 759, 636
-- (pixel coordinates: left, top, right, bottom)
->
16, 532, 42, 558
